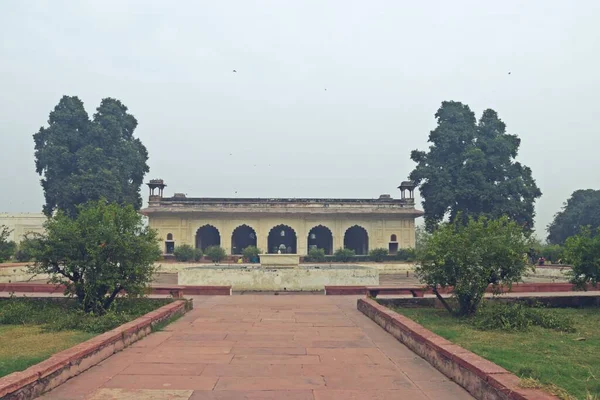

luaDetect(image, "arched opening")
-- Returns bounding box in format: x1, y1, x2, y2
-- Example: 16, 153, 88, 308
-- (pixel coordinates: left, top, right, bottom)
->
165, 233, 175, 255
344, 225, 369, 255
231, 225, 257, 255
307, 225, 333, 255
388, 233, 398, 255
195, 225, 220, 251
268, 225, 297, 254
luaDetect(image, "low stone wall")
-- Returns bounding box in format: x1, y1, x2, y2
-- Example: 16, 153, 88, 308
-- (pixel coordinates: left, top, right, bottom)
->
0, 263, 49, 283
358, 298, 557, 400
0, 299, 191, 400
178, 266, 379, 291
378, 295, 600, 309
0, 283, 232, 296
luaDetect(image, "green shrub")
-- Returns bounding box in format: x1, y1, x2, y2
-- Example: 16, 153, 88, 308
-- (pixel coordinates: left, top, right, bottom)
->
539, 244, 563, 264
0, 297, 172, 333
472, 302, 575, 332
334, 248, 355, 262
173, 244, 197, 262
242, 246, 261, 262
14, 235, 42, 262
205, 246, 226, 263
369, 248, 388, 262
307, 248, 326, 262
0, 225, 16, 263
396, 248, 416, 261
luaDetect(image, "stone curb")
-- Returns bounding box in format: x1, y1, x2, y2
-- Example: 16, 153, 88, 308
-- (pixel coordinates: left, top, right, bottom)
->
0, 299, 191, 400
0, 283, 232, 296
326, 282, 599, 295
357, 298, 558, 400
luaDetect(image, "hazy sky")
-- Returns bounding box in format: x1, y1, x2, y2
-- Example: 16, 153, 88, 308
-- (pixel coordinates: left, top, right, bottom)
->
1, 1, 599, 238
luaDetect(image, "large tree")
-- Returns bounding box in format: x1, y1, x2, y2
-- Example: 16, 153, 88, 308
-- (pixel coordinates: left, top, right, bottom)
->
410, 101, 541, 232
33, 96, 149, 217
547, 189, 600, 244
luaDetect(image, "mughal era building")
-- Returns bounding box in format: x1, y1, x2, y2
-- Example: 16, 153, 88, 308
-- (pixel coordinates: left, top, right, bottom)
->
141, 180, 423, 257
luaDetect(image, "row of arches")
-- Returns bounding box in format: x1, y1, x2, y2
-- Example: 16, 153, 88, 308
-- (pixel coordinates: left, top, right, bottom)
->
168, 224, 370, 255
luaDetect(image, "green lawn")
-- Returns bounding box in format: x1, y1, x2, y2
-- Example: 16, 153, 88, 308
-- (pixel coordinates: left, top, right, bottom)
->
390, 306, 600, 400
0, 297, 174, 377
0, 325, 94, 377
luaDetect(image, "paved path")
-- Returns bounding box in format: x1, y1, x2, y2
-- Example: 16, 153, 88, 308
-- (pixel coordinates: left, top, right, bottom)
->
40, 295, 473, 400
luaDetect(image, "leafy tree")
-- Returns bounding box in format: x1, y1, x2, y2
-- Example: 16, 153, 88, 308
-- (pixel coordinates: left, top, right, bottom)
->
415, 216, 530, 315
547, 189, 600, 245
0, 225, 16, 263
173, 244, 202, 262
28, 200, 161, 314
410, 102, 541, 232
33, 96, 149, 217
205, 246, 226, 263
242, 246, 261, 262
563, 227, 600, 288
369, 248, 388, 262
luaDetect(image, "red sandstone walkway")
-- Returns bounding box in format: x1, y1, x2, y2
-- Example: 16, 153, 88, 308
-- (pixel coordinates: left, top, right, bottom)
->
39, 295, 473, 400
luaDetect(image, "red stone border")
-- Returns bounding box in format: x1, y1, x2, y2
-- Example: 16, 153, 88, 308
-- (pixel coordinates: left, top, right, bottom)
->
357, 298, 558, 400
0, 299, 191, 400
0, 283, 231, 296
326, 282, 599, 295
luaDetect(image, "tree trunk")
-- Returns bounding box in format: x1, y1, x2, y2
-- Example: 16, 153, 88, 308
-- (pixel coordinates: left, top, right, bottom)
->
102, 285, 122, 311
433, 287, 454, 314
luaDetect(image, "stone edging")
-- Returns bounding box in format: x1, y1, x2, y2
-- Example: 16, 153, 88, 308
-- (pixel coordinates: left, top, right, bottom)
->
357, 298, 558, 400
0, 299, 191, 400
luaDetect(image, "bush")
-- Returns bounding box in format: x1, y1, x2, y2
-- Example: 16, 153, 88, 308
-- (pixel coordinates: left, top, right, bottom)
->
27, 200, 161, 314
307, 248, 326, 262
242, 246, 261, 262
369, 248, 388, 262
205, 246, 226, 263
538, 244, 563, 264
472, 302, 575, 332
395, 248, 416, 261
173, 244, 202, 262
0, 225, 16, 263
563, 227, 600, 288
334, 248, 355, 262
14, 236, 41, 262
0, 297, 172, 333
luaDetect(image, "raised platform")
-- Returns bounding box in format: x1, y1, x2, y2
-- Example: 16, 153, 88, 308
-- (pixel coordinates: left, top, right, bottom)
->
178, 265, 379, 291
259, 253, 300, 268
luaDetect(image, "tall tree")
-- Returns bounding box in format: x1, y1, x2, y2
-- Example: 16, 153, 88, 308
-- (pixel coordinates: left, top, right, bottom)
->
410, 101, 541, 232
33, 96, 149, 217
547, 189, 600, 244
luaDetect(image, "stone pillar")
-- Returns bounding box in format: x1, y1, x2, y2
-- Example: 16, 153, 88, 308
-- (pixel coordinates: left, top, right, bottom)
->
297, 234, 308, 256
258, 231, 269, 254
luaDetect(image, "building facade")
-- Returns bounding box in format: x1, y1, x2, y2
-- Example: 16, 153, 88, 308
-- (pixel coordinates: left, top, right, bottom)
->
0, 213, 46, 243
141, 180, 423, 256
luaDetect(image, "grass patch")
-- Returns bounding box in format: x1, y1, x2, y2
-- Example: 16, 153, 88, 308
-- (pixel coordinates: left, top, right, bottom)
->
0, 297, 175, 377
0, 325, 94, 377
390, 305, 600, 399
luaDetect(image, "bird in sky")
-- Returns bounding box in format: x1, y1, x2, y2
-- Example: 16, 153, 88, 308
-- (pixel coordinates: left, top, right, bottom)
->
233, 69, 237, 73
508, 72, 511, 75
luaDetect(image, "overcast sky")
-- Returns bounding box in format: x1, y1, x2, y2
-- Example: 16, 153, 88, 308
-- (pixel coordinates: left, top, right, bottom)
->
1, 1, 599, 238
